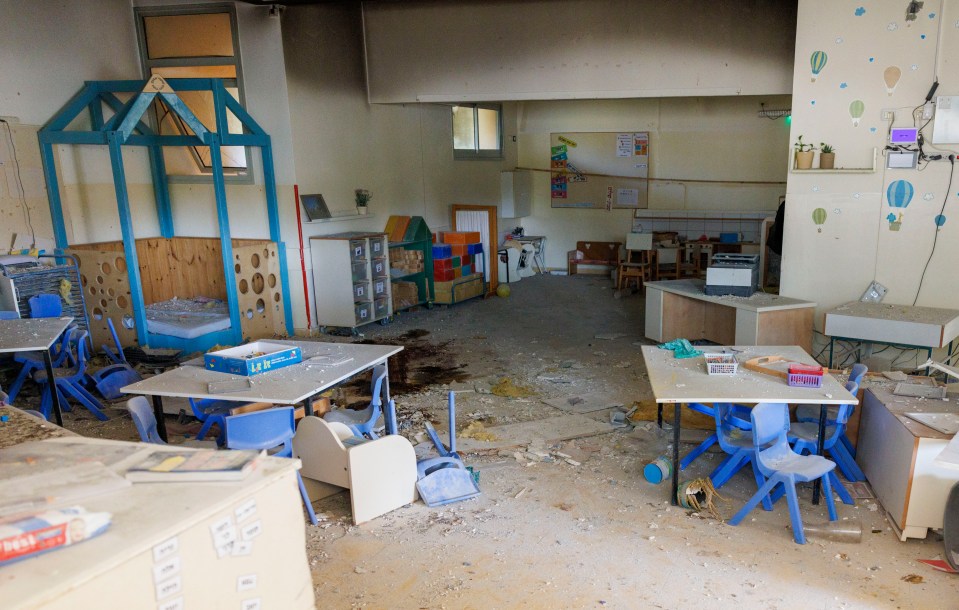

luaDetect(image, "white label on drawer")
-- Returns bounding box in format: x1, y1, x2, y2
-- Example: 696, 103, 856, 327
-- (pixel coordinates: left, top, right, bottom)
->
241, 599, 261, 610
237, 573, 258, 592
357, 285, 365, 296
241, 519, 262, 541
155, 576, 182, 601
153, 556, 181, 583
232, 540, 254, 556
235, 498, 257, 523
153, 537, 179, 563
157, 597, 183, 610
355, 246, 362, 257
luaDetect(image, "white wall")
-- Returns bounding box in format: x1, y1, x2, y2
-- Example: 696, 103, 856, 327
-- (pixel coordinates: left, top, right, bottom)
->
517, 96, 791, 268
782, 0, 959, 323
282, 4, 516, 326
363, 0, 797, 103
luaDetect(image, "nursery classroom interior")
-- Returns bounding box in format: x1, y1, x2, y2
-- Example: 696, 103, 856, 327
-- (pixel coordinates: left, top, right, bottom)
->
3, 0, 959, 608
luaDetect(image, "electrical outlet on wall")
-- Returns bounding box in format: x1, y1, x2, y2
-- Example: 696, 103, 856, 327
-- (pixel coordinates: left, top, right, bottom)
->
881, 109, 895, 121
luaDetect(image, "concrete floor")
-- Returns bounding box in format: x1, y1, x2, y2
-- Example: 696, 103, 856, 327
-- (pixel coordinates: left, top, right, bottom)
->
19, 273, 959, 609
305, 274, 957, 609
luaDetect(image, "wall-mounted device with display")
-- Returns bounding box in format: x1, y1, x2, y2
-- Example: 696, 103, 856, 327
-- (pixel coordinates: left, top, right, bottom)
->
887, 151, 918, 169
890, 127, 919, 145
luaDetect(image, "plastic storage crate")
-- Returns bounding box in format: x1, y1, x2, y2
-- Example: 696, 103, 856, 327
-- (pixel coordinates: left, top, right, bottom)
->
787, 373, 823, 388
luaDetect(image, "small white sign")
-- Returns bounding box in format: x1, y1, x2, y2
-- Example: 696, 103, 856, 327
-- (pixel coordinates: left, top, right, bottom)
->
216, 541, 235, 559
157, 597, 184, 610
152, 537, 179, 563
232, 541, 254, 557
616, 133, 632, 157
155, 576, 182, 601
241, 520, 262, 541
235, 499, 257, 523
153, 556, 181, 583
241, 598, 262, 610
237, 573, 258, 592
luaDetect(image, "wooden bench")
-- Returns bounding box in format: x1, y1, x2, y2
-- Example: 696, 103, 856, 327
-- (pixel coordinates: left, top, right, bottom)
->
567, 241, 622, 275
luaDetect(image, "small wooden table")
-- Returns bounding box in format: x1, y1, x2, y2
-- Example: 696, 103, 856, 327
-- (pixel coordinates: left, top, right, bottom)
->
641, 345, 858, 506
123, 340, 403, 442
644, 279, 816, 352
0, 317, 73, 426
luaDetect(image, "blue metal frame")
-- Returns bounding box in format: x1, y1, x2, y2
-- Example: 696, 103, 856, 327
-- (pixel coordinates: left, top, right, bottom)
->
38, 78, 295, 346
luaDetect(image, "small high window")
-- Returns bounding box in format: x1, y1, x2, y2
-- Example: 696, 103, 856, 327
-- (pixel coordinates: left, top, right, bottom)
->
135, 6, 248, 178
452, 104, 502, 159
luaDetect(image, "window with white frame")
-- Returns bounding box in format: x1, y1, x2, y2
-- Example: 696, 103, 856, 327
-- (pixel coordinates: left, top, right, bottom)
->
134, 5, 249, 179
452, 104, 502, 159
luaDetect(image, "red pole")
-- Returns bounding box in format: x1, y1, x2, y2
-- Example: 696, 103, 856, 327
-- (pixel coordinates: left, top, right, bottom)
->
293, 184, 312, 330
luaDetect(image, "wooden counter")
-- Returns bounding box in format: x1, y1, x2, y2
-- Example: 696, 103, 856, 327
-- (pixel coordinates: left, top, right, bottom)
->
644, 279, 816, 352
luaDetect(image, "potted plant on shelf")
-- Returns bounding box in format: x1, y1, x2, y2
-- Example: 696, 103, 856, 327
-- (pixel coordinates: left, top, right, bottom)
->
819, 143, 836, 169
355, 189, 371, 215
794, 135, 815, 169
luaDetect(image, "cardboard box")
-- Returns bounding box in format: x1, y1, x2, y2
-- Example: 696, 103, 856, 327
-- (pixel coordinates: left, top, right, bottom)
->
204, 341, 303, 376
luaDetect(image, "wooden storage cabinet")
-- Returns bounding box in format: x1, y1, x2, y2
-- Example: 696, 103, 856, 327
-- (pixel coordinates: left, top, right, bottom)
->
857, 387, 959, 540
311, 232, 392, 330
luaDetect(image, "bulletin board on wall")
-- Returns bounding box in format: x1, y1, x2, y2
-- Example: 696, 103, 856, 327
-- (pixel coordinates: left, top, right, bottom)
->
549, 132, 649, 209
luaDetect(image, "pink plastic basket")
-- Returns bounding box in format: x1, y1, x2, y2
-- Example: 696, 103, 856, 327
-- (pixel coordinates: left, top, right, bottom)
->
787, 373, 823, 388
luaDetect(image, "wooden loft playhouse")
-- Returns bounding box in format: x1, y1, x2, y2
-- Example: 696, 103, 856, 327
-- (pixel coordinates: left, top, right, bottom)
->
38, 76, 294, 352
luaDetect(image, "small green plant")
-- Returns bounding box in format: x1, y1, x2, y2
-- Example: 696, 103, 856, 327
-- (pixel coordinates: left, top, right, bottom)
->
354, 189, 372, 207
820, 143, 835, 154
794, 135, 816, 152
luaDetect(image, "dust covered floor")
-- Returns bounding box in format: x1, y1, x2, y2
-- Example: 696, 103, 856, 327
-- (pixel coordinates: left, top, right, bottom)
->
5, 274, 958, 608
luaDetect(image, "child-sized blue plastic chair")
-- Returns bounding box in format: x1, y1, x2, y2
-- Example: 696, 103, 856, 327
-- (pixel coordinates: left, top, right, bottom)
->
787, 382, 863, 500
126, 396, 166, 444
796, 363, 867, 459
28, 293, 63, 318
729, 403, 838, 544
680, 402, 752, 470
6, 323, 77, 403
323, 364, 388, 439
708, 402, 777, 511
33, 328, 108, 421
224, 407, 318, 526
188, 398, 235, 447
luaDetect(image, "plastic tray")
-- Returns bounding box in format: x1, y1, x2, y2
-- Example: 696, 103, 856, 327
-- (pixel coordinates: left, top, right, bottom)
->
704, 353, 738, 375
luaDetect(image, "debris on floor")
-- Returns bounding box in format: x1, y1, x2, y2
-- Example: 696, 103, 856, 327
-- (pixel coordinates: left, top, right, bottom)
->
491, 377, 535, 398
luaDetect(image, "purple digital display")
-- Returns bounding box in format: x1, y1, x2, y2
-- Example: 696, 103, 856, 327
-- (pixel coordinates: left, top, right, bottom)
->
890, 128, 919, 144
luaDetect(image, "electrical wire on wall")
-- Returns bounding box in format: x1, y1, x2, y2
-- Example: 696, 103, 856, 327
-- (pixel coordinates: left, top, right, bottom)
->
0, 118, 37, 248
913, 154, 955, 305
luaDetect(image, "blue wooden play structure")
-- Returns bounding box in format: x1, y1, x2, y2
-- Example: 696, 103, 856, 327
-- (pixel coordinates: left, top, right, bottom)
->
38, 77, 294, 352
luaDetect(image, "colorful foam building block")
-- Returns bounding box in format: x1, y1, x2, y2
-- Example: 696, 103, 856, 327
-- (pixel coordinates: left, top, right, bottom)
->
451, 244, 468, 257
453, 267, 463, 278
462, 264, 471, 276
467, 243, 483, 255
451, 256, 461, 268
434, 257, 452, 271
461, 254, 471, 267
440, 231, 481, 245
432, 244, 452, 259
434, 267, 455, 282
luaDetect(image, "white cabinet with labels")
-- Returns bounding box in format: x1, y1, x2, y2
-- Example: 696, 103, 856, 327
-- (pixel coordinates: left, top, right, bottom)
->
311, 232, 392, 331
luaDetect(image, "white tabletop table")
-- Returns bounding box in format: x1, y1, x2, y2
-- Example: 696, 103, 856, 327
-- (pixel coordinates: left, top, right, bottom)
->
0, 317, 73, 426
823, 301, 959, 367
641, 344, 858, 505
122, 340, 403, 441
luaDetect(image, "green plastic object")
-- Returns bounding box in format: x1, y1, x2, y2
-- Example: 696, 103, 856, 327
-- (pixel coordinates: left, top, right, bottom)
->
658, 338, 703, 359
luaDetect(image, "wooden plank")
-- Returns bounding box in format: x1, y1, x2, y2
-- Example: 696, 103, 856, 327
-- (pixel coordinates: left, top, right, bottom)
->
757, 307, 813, 353
450, 414, 614, 452
661, 291, 705, 341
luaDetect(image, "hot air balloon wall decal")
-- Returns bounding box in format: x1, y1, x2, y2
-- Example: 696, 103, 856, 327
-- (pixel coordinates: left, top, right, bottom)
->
812, 208, 827, 233
884, 66, 902, 95
886, 179, 914, 230
810, 51, 828, 82
849, 100, 865, 126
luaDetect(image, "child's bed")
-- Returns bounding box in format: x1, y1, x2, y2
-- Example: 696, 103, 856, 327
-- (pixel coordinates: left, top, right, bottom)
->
145, 297, 231, 340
